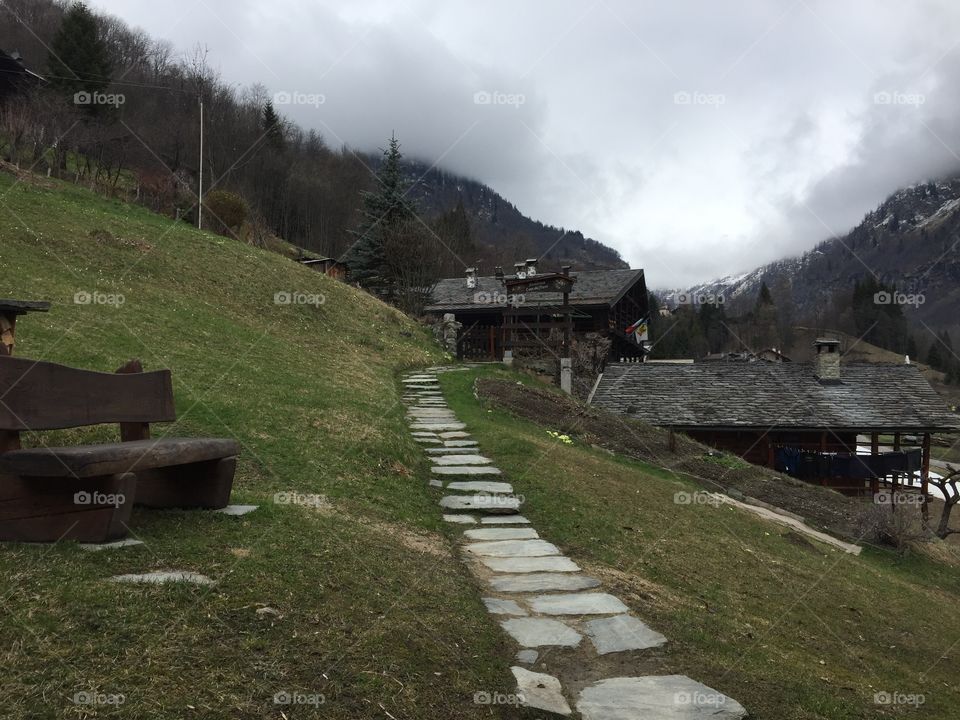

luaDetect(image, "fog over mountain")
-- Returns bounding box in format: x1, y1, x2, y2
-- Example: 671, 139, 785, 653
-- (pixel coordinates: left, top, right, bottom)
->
90, 0, 960, 286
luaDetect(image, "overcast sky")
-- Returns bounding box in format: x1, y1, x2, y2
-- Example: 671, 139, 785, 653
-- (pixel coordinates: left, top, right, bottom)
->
94, 0, 960, 287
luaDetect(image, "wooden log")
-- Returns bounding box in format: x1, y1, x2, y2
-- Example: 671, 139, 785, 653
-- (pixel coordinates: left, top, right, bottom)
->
0, 472, 135, 542
0, 356, 175, 430
134, 456, 237, 509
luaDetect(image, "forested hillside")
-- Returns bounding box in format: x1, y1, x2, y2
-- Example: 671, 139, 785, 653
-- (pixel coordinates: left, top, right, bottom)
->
0, 0, 624, 273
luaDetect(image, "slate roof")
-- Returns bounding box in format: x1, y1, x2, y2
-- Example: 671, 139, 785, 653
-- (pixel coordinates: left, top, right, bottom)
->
590, 361, 960, 432
424, 269, 645, 312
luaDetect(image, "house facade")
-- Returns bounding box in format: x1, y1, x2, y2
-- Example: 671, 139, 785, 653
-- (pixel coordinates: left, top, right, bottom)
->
590, 339, 960, 501
424, 262, 649, 362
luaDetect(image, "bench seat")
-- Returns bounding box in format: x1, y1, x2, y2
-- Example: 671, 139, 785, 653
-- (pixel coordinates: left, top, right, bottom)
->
0, 438, 240, 478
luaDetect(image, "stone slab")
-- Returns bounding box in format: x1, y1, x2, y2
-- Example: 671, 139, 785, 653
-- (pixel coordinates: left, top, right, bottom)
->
516, 649, 539, 664
431, 466, 502, 476
415, 437, 443, 444
439, 431, 471, 439
447, 481, 513, 494
481, 556, 580, 573
466, 539, 560, 558
500, 618, 582, 648
511, 667, 572, 716
576, 675, 747, 719
464, 527, 539, 541
482, 597, 527, 615
444, 440, 478, 447
425, 447, 476, 455
110, 570, 215, 586
214, 504, 259, 516
584, 614, 668, 654
429, 479, 443, 488
489, 573, 601, 593
528, 592, 629, 616
481, 515, 530, 524
440, 495, 521, 513
443, 514, 477, 524
411, 431, 439, 438
432, 454, 493, 466
79, 538, 144, 552
410, 423, 467, 432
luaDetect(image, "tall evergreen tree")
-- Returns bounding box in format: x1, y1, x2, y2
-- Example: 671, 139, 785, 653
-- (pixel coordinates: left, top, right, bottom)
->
47, 2, 112, 97
263, 102, 285, 150
344, 134, 417, 293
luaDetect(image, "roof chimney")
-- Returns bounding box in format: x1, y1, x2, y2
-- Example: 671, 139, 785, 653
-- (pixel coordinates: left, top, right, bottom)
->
514, 262, 526, 279
525, 258, 537, 277
465, 267, 477, 289
813, 338, 841, 383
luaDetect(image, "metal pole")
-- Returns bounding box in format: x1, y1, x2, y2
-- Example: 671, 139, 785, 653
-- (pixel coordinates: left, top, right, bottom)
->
197, 99, 204, 229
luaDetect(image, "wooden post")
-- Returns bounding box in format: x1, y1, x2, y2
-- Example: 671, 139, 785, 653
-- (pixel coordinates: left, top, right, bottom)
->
893, 432, 901, 452
668, 429, 677, 453
0, 312, 15, 356
115, 359, 151, 442
767, 434, 775, 468
921, 433, 931, 522
871, 432, 879, 456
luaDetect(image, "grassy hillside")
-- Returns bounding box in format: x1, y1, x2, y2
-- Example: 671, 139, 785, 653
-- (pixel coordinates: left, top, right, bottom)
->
440, 367, 960, 720
0, 172, 522, 719
3, 170, 960, 720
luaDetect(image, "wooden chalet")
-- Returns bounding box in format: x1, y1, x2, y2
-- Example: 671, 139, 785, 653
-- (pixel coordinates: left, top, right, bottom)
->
590, 339, 960, 505
424, 261, 649, 362
0, 50, 45, 101
298, 255, 347, 280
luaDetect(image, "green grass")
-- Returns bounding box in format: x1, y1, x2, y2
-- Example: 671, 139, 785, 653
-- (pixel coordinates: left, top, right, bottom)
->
0, 172, 526, 719
440, 367, 960, 720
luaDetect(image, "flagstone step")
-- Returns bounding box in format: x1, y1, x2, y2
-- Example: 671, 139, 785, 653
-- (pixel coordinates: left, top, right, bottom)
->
511, 667, 572, 716
440, 495, 521, 513
480, 556, 580, 573
527, 592, 628, 616
500, 617, 582, 647
431, 465, 502, 475
583, 614, 667, 653
465, 527, 539, 541
466, 539, 560, 558
446, 481, 513, 494
432, 454, 493, 466
576, 676, 747, 719
487, 573, 601, 593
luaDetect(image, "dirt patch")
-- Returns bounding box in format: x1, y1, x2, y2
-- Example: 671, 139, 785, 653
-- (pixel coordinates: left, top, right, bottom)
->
476, 377, 865, 541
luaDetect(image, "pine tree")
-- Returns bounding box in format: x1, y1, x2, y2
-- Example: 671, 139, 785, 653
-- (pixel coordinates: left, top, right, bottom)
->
47, 2, 112, 98
263, 102, 285, 150
344, 134, 417, 293
927, 340, 944, 371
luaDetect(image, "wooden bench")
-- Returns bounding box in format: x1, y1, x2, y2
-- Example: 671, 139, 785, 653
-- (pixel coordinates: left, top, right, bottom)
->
0, 356, 240, 543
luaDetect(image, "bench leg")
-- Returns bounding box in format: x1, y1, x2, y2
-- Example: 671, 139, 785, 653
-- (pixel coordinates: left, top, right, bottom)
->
134, 456, 237, 509
0, 472, 136, 543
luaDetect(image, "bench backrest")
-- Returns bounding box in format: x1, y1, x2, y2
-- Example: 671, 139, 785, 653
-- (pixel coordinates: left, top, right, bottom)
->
0, 356, 175, 431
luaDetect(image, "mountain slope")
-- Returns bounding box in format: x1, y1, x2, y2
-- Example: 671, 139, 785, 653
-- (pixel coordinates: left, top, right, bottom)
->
374, 156, 628, 272
676, 174, 960, 335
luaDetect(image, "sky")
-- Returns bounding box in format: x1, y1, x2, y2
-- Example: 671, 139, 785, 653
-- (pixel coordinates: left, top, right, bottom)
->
93, 0, 960, 287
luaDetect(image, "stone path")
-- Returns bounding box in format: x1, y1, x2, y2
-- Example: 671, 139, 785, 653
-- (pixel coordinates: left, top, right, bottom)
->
402, 367, 747, 718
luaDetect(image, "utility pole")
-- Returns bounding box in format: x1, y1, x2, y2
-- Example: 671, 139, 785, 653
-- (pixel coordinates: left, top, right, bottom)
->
197, 98, 204, 230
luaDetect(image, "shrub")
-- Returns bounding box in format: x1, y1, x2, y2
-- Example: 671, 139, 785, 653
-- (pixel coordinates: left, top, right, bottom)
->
203, 190, 248, 237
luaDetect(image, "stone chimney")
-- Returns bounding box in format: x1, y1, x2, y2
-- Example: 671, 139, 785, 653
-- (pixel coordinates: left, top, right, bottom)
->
813, 338, 841, 383
514, 262, 527, 279
525, 258, 538, 277
465, 267, 476, 289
